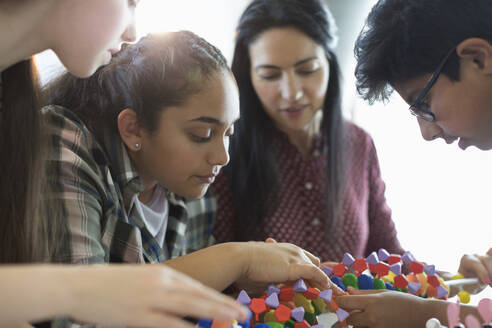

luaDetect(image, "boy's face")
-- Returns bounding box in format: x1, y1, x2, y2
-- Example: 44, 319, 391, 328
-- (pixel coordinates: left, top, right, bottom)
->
394, 43, 492, 151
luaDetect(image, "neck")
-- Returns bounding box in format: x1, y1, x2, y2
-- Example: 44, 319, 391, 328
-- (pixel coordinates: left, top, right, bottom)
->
280, 110, 322, 158
128, 149, 159, 205
138, 182, 158, 205
0, 1, 55, 72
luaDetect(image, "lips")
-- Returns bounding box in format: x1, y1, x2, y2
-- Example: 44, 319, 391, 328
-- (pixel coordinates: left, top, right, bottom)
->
195, 174, 217, 184
280, 104, 309, 113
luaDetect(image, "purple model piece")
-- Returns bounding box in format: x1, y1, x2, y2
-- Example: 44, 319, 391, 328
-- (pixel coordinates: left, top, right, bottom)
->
336, 308, 350, 322
378, 248, 390, 261
237, 290, 251, 306
293, 278, 308, 293
424, 264, 436, 276
291, 307, 305, 322
267, 284, 280, 296
408, 282, 421, 295
437, 285, 449, 298
265, 292, 279, 308
319, 289, 333, 302
321, 266, 333, 277
390, 262, 402, 276
366, 251, 379, 265
342, 253, 355, 266
402, 251, 416, 264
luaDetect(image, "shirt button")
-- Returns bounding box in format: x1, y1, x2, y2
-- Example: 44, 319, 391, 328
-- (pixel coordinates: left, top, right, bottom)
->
305, 182, 313, 190
313, 150, 321, 157
312, 218, 321, 226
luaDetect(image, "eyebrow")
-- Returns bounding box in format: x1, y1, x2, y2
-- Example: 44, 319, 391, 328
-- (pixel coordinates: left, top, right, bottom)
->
189, 116, 223, 125
255, 56, 318, 70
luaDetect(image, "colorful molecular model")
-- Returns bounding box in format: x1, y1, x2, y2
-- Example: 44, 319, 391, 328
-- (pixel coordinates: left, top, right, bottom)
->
325, 249, 470, 303
197, 278, 348, 328
425, 298, 492, 328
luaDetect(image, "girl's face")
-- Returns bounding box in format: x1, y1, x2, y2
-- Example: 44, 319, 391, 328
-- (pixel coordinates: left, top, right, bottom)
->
248, 27, 330, 134
52, 0, 138, 77
135, 71, 240, 199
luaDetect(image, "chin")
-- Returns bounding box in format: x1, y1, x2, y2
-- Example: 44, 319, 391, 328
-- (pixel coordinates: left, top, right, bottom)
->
60, 54, 103, 78
180, 188, 208, 200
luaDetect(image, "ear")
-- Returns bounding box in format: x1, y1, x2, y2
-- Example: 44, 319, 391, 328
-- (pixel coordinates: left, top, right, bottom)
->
117, 108, 143, 151
456, 38, 492, 74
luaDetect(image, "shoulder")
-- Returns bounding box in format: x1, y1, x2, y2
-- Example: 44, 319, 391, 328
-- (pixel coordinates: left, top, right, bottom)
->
43, 105, 108, 174
345, 121, 377, 152
346, 121, 373, 142
43, 105, 99, 151
43, 105, 88, 129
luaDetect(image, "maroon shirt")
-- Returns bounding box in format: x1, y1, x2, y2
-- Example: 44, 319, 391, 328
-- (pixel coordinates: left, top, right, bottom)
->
212, 122, 404, 261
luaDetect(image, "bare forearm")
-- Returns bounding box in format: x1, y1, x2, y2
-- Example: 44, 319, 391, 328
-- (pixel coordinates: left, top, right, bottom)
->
0, 265, 72, 325
164, 242, 246, 291
419, 299, 480, 326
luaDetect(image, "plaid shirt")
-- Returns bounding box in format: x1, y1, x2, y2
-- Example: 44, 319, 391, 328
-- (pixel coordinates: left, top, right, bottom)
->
44, 105, 216, 265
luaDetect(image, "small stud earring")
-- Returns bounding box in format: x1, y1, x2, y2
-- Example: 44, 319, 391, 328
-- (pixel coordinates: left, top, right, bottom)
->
135, 143, 140, 149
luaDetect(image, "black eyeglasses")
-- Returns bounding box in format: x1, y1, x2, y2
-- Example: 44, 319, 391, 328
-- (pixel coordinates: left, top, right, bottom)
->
409, 47, 456, 122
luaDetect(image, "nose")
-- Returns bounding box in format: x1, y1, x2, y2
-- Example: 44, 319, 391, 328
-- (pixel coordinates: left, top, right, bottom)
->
280, 73, 303, 102
122, 10, 137, 42
417, 117, 443, 141
208, 137, 230, 168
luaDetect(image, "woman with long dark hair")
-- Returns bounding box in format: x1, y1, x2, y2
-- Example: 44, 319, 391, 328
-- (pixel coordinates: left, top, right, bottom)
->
0, 1, 248, 326
213, 0, 404, 262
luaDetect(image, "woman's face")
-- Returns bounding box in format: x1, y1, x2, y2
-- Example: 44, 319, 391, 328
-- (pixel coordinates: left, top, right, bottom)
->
52, 0, 138, 77
135, 71, 240, 199
249, 27, 330, 134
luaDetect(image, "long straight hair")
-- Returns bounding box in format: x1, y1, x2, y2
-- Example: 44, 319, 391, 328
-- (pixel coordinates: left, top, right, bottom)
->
227, 0, 348, 240
0, 58, 58, 263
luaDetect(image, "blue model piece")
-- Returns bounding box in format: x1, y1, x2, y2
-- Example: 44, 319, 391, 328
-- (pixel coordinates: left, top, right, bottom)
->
197, 318, 213, 328
385, 282, 394, 290
357, 274, 374, 290
331, 275, 347, 291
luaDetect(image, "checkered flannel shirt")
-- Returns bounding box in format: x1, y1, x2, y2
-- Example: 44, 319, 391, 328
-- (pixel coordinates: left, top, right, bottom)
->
44, 105, 217, 265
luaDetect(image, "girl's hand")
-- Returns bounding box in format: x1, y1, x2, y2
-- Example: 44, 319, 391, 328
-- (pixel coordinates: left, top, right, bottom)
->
458, 248, 492, 294
236, 241, 343, 295
320, 261, 338, 268
67, 264, 249, 328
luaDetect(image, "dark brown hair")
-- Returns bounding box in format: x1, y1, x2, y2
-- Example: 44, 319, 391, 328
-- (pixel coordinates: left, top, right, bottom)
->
45, 31, 230, 136
0, 58, 58, 263
354, 0, 492, 103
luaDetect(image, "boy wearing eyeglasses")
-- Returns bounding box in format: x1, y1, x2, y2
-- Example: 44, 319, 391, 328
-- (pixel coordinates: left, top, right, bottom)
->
335, 0, 492, 326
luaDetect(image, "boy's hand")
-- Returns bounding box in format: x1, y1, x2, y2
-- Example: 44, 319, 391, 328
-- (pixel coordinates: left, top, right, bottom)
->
335, 288, 426, 328
458, 248, 492, 294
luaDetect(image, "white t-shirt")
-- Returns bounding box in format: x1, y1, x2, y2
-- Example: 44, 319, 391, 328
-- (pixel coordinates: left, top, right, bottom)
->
134, 185, 169, 255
